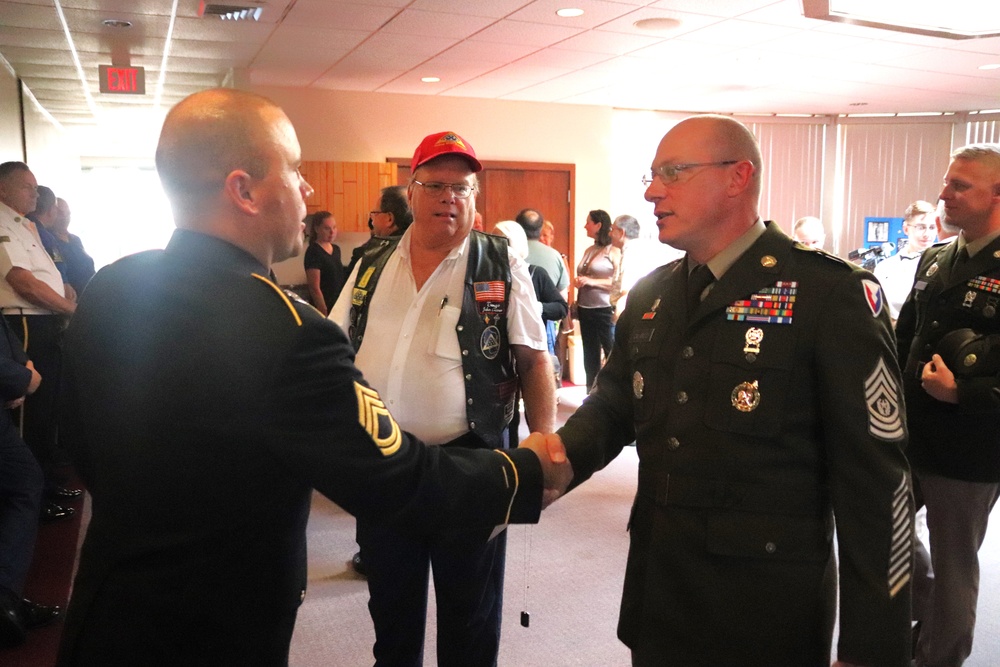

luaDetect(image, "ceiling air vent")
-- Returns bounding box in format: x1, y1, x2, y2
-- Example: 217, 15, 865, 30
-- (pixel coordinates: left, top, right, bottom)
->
198, 1, 263, 21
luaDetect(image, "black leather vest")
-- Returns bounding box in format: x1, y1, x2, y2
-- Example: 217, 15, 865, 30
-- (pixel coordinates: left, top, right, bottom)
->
348, 231, 516, 448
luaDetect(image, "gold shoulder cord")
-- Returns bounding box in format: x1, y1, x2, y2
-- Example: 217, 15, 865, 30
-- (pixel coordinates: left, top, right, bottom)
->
494, 449, 519, 525
251, 273, 302, 326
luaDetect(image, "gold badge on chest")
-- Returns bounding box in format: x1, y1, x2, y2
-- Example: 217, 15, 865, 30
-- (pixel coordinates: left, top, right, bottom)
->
731, 380, 760, 413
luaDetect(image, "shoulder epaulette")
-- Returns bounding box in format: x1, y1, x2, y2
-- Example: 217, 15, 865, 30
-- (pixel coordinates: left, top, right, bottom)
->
791, 243, 852, 269
250, 273, 315, 326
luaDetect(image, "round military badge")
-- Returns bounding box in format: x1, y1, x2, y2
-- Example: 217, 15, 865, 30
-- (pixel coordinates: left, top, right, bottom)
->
632, 371, 644, 399
926, 263, 939, 277
480, 325, 501, 359
731, 380, 760, 413
760, 255, 777, 268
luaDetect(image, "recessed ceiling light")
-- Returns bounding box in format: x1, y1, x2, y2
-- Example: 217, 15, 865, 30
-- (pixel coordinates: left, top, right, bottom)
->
979, 63, 1000, 70
556, 8, 584, 18
421, 76, 440, 83
102, 19, 133, 28
633, 17, 682, 32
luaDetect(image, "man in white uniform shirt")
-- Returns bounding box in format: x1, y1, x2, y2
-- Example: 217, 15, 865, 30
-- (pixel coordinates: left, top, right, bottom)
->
0, 162, 78, 521
330, 131, 555, 667
874, 200, 938, 321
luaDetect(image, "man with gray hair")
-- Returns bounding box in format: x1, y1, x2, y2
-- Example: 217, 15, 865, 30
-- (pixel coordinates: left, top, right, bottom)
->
517, 207, 569, 365
610, 214, 642, 318
896, 142, 1000, 667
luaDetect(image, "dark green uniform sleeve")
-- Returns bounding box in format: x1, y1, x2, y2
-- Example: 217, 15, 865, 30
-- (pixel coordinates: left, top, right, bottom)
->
816, 268, 913, 666
265, 314, 544, 531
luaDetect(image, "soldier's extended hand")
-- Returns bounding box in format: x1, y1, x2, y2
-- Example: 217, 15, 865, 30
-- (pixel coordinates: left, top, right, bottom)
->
519, 432, 573, 508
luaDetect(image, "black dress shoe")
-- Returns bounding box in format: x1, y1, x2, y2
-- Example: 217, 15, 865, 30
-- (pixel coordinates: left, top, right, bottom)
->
40, 502, 75, 522
0, 590, 26, 648
20, 599, 61, 629
351, 551, 367, 577
47, 487, 83, 501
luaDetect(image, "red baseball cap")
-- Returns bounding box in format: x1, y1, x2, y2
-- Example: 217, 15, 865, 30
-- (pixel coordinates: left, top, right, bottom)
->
410, 131, 482, 173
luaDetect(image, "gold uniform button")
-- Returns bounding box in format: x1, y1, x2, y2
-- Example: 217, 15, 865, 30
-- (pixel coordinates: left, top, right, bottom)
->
681, 346, 694, 359
666, 437, 680, 451
761, 255, 777, 268
765, 542, 777, 554
676, 391, 689, 405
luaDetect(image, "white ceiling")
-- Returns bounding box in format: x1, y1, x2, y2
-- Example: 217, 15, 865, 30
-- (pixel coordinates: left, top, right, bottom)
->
1, 0, 999, 128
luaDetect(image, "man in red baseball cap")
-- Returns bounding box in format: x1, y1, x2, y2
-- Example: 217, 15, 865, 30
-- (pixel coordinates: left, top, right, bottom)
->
330, 131, 557, 666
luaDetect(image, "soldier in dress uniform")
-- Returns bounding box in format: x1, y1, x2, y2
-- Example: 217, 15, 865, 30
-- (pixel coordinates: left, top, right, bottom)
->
55, 89, 571, 666
545, 115, 913, 667
896, 143, 1000, 667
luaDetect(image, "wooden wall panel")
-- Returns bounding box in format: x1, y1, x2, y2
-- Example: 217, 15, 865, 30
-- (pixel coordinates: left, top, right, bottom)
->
300, 160, 398, 232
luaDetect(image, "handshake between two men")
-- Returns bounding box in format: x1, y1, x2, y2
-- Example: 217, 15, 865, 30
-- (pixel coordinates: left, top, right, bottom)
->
519, 433, 573, 509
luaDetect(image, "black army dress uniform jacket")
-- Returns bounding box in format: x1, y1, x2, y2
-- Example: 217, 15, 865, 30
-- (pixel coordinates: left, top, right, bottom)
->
559, 221, 913, 667
896, 235, 1000, 482
56, 229, 543, 666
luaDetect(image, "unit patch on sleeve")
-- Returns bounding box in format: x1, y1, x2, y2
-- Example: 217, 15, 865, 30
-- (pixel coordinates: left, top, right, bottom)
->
888, 473, 913, 598
355, 382, 402, 457
864, 356, 904, 441
862, 279, 884, 317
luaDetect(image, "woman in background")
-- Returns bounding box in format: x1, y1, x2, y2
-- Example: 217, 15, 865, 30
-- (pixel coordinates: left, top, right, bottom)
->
574, 209, 619, 390
303, 211, 345, 316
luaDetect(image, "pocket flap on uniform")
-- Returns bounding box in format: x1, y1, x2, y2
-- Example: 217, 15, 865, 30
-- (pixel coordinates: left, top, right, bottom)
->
704, 511, 831, 562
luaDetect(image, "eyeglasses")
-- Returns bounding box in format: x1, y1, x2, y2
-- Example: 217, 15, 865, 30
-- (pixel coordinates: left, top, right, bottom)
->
907, 224, 936, 232
641, 161, 739, 186
412, 179, 476, 199
369, 210, 386, 217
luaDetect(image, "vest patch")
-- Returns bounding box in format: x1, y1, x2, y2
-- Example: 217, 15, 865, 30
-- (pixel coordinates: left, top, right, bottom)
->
481, 325, 501, 359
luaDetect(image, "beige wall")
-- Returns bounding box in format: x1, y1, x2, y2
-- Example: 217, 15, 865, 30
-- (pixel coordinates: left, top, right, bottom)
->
0, 57, 22, 162
251, 85, 614, 273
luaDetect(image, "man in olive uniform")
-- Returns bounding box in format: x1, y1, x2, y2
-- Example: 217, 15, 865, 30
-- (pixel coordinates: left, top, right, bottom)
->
55, 89, 570, 666
896, 143, 1000, 667
548, 115, 913, 667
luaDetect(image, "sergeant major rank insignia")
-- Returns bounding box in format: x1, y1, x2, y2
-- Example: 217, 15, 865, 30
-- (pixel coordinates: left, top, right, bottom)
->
864, 357, 904, 441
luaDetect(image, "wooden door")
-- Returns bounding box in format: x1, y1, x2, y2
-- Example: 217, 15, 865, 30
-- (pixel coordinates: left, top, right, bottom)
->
476, 164, 572, 263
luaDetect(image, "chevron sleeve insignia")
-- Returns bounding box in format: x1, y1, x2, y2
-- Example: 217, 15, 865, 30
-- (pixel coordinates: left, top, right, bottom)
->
355, 382, 402, 457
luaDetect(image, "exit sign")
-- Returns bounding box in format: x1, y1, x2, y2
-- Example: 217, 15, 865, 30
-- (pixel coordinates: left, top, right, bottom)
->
99, 65, 145, 95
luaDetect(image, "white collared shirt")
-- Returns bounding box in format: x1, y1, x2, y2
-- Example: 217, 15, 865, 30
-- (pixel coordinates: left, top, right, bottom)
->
874, 251, 923, 320
0, 202, 64, 313
330, 229, 546, 445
